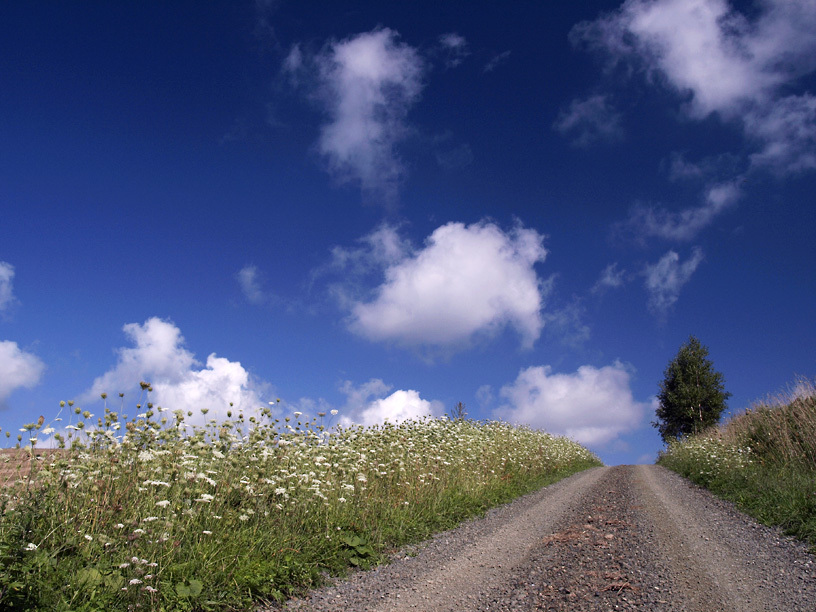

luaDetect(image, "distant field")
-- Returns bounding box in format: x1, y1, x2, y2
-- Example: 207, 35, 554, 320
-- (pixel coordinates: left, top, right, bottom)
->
0, 448, 65, 486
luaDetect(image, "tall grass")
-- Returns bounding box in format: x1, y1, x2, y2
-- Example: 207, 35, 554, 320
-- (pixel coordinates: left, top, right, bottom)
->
0, 392, 600, 611
658, 379, 816, 549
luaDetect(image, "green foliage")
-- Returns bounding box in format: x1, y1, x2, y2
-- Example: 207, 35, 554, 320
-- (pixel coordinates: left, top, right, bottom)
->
339, 533, 376, 567
0, 390, 601, 611
653, 335, 731, 442
658, 380, 816, 550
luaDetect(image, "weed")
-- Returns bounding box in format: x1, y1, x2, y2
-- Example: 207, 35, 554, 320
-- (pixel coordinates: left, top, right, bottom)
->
0, 390, 600, 610
658, 378, 816, 550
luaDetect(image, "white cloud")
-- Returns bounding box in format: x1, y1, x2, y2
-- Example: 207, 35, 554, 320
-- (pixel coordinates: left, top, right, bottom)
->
347, 221, 549, 350
0, 262, 15, 312
543, 299, 591, 348
621, 180, 741, 241
435, 143, 474, 170
282, 43, 304, 85
747, 94, 816, 173
643, 247, 704, 314
237, 265, 267, 305
476, 384, 494, 408
81, 318, 268, 423
439, 33, 469, 68
592, 262, 627, 292
0, 340, 45, 406
484, 50, 511, 73
495, 362, 647, 446
330, 223, 411, 272
338, 379, 443, 427
312, 28, 424, 204
322, 223, 412, 308
553, 94, 623, 146
666, 152, 741, 182
573, 0, 816, 174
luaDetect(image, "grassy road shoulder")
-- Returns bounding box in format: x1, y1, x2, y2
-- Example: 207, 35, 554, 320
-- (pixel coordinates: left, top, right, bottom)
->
658, 381, 816, 550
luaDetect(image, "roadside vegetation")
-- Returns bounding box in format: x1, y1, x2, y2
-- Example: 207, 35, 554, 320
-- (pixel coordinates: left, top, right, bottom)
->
658, 379, 816, 550
0, 389, 600, 611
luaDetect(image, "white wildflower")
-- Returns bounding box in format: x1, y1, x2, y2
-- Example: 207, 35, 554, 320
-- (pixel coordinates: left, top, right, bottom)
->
25, 543, 38, 551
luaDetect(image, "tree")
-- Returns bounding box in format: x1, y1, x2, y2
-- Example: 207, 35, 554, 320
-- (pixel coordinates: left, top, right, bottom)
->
450, 401, 467, 421
653, 335, 731, 442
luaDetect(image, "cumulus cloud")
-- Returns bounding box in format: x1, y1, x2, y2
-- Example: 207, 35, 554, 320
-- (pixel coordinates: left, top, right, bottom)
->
573, 0, 816, 174
0, 341, 45, 407
321, 223, 413, 308
620, 180, 742, 242
643, 247, 704, 314
0, 261, 15, 312
304, 28, 424, 204
80, 318, 268, 423
553, 94, 623, 146
338, 378, 443, 427
495, 362, 647, 447
346, 221, 549, 350
329, 223, 411, 273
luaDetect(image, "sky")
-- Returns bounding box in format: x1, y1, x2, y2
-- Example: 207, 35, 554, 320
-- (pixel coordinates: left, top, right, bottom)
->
1, 0, 814, 465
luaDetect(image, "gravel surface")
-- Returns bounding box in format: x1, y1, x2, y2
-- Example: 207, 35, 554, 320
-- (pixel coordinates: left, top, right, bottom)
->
264, 465, 816, 611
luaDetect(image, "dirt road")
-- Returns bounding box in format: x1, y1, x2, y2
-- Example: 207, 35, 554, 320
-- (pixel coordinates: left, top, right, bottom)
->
277, 465, 816, 611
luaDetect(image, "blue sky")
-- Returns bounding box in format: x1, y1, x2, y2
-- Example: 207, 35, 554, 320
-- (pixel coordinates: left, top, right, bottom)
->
1, 0, 814, 464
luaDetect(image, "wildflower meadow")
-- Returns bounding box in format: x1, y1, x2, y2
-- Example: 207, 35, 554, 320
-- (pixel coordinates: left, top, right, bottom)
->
0, 386, 600, 611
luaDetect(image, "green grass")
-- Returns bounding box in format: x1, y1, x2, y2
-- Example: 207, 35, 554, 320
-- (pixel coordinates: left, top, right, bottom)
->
658, 379, 816, 550
0, 393, 601, 611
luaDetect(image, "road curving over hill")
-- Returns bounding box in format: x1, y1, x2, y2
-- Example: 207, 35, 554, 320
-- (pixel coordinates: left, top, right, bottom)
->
271, 465, 816, 611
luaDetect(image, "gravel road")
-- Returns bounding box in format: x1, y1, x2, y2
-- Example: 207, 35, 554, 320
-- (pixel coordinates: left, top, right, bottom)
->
268, 465, 816, 611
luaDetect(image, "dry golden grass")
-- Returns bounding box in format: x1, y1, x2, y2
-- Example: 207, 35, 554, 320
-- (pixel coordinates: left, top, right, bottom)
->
715, 378, 816, 468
